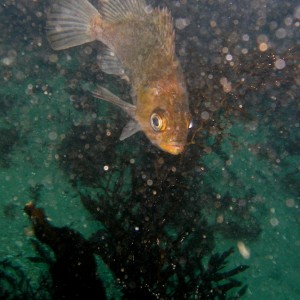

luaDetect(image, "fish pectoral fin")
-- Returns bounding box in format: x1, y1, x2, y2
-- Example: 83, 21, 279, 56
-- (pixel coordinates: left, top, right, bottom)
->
92, 86, 136, 117
120, 120, 141, 141
46, 0, 101, 50
98, 47, 129, 82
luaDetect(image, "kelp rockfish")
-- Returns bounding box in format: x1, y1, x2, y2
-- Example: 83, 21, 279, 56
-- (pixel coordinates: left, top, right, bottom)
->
47, 0, 191, 155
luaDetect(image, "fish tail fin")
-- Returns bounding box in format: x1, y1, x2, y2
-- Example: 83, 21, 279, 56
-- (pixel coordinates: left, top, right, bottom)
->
46, 0, 102, 50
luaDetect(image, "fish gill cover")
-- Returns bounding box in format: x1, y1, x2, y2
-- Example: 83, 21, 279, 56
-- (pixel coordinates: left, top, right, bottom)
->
0, 0, 299, 299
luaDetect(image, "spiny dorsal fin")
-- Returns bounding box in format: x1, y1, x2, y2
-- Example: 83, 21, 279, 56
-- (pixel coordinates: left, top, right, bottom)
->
99, 0, 147, 22
152, 7, 175, 60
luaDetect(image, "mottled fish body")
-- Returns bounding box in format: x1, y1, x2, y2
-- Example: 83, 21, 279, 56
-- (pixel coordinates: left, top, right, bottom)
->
47, 0, 191, 154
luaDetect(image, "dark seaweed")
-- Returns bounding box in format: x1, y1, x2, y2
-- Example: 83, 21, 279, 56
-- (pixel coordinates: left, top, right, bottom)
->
79, 160, 248, 299
0, 258, 49, 300
24, 202, 106, 300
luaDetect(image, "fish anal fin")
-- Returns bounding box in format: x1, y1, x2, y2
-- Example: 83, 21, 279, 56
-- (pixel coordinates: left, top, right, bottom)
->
46, 0, 101, 50
120, 120, 141, 141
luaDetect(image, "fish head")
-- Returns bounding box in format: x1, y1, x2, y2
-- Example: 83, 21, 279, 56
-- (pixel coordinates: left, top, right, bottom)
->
136, 81, 191, 155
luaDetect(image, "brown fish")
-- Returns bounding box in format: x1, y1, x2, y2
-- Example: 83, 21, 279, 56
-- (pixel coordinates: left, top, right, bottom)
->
47, 0, 191, 155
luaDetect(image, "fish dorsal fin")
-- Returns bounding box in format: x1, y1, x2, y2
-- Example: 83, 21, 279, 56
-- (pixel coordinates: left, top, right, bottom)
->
152, 8, 175, 60
97, 47, 129, 81
99, 0, 147, 22
92, 86, 136, 117
120, 120, 141, 141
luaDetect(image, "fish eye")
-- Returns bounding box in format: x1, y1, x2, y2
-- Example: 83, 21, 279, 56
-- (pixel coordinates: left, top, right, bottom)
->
150, 112, 166, 132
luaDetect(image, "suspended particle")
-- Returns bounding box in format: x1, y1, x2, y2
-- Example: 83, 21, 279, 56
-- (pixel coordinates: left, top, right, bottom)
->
275, 28, 287, 39
259, 42, 268, 52
274, 58, 286, 70
226, 54, 233, 61
200, 111, 210, 120
147, 179, 153, 186
237, 241, 251, 259
270, 217, 279, 226
48, 131, 58, 141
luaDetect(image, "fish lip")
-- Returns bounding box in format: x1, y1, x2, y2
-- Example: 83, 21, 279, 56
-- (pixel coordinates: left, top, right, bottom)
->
161, 142, 185, 155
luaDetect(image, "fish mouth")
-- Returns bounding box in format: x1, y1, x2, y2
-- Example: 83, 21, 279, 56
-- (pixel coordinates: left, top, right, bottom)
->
161, 142, 185, 155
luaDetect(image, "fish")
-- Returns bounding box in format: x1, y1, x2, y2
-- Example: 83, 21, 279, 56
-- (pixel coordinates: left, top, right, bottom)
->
46, 0, 191, 155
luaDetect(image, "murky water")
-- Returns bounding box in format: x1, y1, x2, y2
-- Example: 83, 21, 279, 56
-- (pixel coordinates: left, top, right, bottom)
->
0, 0, 299, 299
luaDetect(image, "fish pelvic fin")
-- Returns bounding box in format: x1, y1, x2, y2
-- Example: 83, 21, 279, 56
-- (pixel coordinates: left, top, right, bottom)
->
46, 0, 102, 50
120, 120, 141, 141
92, 86, 136, 118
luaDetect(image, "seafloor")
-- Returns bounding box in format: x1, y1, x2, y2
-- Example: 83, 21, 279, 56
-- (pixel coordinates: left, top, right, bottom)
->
0, 0, 299, 299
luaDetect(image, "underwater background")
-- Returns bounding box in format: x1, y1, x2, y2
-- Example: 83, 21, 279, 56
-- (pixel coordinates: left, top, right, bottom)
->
0, 0, 299, 299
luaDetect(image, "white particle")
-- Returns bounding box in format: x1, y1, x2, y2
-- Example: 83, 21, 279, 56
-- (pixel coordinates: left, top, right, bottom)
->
200, 111, 210, 120
294, 6, 300, 19
104, 165, 109, 171
48, 131, 58, 141
226, 54, 233, 61
237, 241, 251, 259
147, 179, 153, 186
285, 198, 295, 208
270, 217, 279, 226
242, 34, 249, 42
241, 48, 248, 54
144, 5, 153, 14
274, 59, 286, 70
275, 28, 287, 39
175, 18, 190, 30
